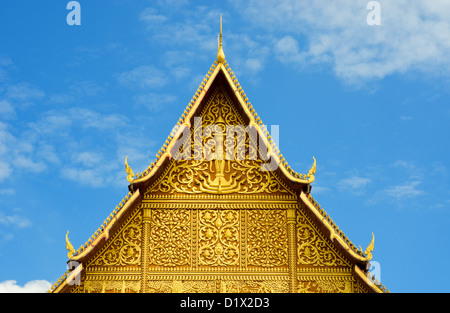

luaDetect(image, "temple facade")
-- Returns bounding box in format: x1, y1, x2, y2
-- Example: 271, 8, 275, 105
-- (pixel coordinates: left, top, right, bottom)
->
50, 19, 388, 293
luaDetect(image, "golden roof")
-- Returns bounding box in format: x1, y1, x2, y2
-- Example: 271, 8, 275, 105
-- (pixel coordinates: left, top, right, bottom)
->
49, 17, 389, 294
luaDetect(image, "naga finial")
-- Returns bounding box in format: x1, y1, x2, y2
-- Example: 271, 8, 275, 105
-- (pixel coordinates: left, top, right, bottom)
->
125, 156, 135, 183
364, 233, 375, 261
217, 14, 225, 63
66, 231, 75, 260
307, 156, 316, 183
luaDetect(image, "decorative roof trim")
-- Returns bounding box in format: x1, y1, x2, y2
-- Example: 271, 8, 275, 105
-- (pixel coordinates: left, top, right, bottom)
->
70, 189, 141, 261
49, 262, 83, 293
354, 265, 386, 293
128, 60, 315, 186
299, 191, 370, 263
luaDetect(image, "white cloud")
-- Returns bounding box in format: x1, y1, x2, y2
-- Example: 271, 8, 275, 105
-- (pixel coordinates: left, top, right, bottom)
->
384, 181, 424, 199
0, 280, 51, 293
0, 188, 14, 195
116, 65, 168, 89
12, 156, 46, 173
133, 93, 176, 111
0, 99, 15, 117
49, 80, 105, 104
5, 82, 45, 102
339, 176, 372, 191
0, 161, 12, 182
310, 185, 332, 194
0, 212, 32, 228
234, 0, 450, 84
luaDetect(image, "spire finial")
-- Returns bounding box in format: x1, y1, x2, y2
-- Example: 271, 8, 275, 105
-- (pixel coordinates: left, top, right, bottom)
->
217, 14, 225, 63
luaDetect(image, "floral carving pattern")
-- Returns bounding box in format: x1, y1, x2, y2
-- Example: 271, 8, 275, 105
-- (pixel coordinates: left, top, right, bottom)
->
91, 210, 142, 266
198, 210, 240, 266
247, 210, 288, 267
296, 209, 349, 267
148, 209, 191, 267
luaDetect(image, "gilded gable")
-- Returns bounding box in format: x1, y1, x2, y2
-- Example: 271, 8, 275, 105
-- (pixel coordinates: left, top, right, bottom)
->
145, 85, 295, 197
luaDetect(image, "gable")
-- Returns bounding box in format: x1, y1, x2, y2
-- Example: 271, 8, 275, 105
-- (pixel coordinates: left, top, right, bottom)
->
144, 83, 296, 197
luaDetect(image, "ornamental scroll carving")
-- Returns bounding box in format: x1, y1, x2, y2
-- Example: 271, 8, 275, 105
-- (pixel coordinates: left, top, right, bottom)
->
145, 280, 288, 293
198, 210, 240, 266
148, 209, 191, 267
296, 209, 349, 267
147, 86, 294, 196
90, 209, 142, 267
221, 280, 288, 293
147, 280, 216, 293
297, 280, 352, 293
84, 280, 141, 293
247, 210, 288, 267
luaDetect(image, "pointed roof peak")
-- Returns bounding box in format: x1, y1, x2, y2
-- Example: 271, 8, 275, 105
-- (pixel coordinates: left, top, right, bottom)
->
217, 14, 225, 63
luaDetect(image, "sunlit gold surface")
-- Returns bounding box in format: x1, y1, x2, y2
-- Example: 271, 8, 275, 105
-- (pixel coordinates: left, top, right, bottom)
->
50, 17, 387, 293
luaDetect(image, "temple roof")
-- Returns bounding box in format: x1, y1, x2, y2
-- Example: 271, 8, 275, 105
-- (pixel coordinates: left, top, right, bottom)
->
49, 18, 389, 293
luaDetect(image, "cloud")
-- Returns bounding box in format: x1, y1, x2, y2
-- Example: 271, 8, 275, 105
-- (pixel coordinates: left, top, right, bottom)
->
116, 65, 168, 89
0, 280, 51, 293
5, 82, 45, 103
49, 80, 105, 104
0, 99, 15, 118
338, 176, 372, 191
0, 212, 32, 228
0, 188, 14, 196
0, 161, 12, 182
234, 0, 450, 84
384, 181, 424, 199
133, 93, 176, 111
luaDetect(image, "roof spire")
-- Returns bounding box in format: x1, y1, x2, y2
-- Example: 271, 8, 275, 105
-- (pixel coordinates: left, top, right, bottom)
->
217, 14, 225, 63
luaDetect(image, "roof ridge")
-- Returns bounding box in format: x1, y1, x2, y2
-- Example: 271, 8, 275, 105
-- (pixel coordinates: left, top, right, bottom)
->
127, 59, 315, 186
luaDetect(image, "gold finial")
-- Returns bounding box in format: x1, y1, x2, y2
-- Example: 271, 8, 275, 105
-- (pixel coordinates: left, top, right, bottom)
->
66, 231, 75, 259
364, 233, 375, 261
307, 156, 316, 183
125, 156, 135, 183
217, 14, 225, 63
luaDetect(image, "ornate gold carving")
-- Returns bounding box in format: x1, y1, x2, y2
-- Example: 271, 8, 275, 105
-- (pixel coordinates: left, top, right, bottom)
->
148, 86, 294, 196
363, 233, 375, 261
66, 231, 75, 259
198, 210, 239, 267
150, 159, 292, 195
247, 210, 288, 267
84, 280, 141, 293
296, 209, 349, 267
125, 156, 135, 183
306, 156, 316, 183
148, 209, 191, 267
90, 210, 142, 267
147, 280, 216, 293
297, 279, 352, 293
220, 280, 288, 293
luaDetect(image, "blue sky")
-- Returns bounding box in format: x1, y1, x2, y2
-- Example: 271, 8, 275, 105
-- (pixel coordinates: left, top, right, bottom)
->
0, 0, 449, 293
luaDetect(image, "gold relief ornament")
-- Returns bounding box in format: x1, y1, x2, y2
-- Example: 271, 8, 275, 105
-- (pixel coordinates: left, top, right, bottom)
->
360, 233, 375, 261
66, 231, 76, 259
198, 210, 239, 266
297, 280, 352, 293
91, 211, 142, 266
220, 280, 288, 293
306, 157, 316, 183
148, 209, 191, 267
247, 210, 288, 267
296, 210, 349, 267
125, 156, 135, 183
